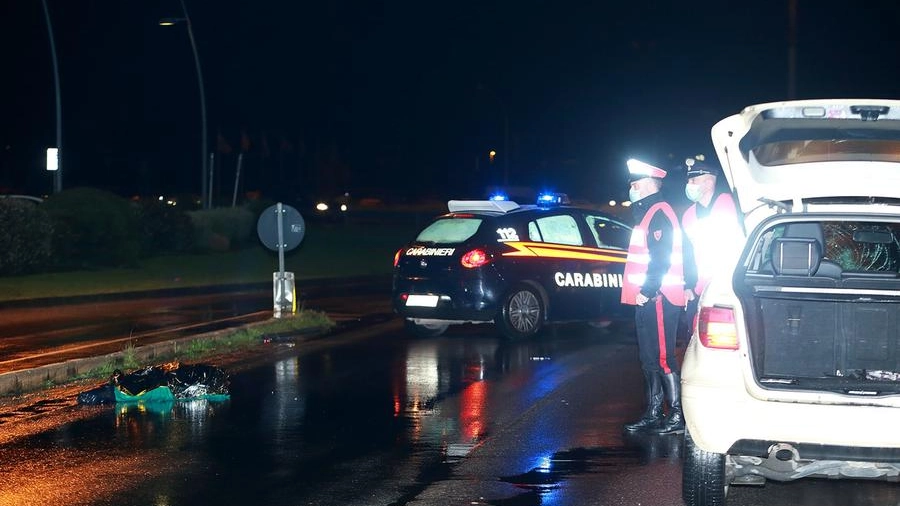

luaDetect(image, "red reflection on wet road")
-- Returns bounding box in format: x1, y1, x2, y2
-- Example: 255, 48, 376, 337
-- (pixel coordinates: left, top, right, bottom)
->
461, 379, 487, 441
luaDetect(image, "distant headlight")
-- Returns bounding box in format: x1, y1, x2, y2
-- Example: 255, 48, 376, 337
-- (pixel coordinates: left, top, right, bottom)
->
316, 202, 329, 212
340, 204, 348, 212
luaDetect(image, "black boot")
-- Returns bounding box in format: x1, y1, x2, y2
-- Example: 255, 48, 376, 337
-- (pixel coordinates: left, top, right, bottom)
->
652, 372, 685, 434
624, 371, 663, 432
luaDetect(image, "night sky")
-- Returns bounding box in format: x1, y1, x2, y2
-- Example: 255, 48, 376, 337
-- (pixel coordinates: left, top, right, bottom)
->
4, 1, 900, 205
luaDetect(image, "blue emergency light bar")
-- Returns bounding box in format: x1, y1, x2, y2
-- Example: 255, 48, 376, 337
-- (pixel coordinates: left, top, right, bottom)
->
536, 192, 570, 207
489, 193, 509, 201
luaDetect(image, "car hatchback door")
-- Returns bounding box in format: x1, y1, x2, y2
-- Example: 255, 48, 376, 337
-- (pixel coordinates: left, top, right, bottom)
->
712, 99, 900, 231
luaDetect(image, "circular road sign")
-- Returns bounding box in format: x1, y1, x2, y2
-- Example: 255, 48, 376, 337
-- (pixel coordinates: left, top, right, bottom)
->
257, 203, 306, 252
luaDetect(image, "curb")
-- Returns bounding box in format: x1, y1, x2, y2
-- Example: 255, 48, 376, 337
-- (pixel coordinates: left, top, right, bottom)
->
0, 319, 297, 396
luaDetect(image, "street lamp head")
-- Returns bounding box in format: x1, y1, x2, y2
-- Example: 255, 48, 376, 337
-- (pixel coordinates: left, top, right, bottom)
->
159, 17, 186, 26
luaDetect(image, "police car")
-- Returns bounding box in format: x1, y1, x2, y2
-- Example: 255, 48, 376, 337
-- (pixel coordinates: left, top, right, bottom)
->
392, 193, 632, 339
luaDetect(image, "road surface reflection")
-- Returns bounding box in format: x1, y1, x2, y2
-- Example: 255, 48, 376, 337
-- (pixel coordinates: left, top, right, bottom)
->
1, 324, 898, 506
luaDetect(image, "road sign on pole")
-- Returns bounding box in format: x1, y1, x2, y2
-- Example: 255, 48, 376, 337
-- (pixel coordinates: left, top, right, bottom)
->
257, 203, 306, 317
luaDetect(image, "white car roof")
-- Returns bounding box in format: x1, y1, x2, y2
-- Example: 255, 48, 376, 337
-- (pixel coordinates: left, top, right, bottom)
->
711, 99, 900, 225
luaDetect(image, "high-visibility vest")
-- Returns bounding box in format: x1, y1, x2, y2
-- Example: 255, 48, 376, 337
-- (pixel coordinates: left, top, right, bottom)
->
621, 202, 685, 306
681, 193, 742, 296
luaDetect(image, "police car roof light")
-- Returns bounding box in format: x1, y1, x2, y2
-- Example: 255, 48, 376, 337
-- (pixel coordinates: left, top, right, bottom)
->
536, 192, 570, 207
489, 193, 509, 201
448, 200, 520, 213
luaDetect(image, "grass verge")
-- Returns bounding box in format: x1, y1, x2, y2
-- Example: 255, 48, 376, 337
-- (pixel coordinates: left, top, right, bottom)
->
66, 310, 336, 389
0, 220, 421, 301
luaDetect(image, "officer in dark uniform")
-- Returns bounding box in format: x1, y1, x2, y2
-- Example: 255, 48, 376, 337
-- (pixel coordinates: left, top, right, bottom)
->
621, 159, 686, 434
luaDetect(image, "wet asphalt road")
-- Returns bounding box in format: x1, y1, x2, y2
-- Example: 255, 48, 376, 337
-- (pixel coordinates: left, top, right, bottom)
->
2, 318, 899, 505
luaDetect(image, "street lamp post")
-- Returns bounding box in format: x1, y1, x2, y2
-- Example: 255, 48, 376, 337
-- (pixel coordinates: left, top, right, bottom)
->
160, 0, 208, 209
41, 0, 62, 193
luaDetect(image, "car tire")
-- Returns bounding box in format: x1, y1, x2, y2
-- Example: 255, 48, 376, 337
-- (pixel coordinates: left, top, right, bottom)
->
497, 284, 545, 340
403, 319, 449, 338
682, 428, 728, 506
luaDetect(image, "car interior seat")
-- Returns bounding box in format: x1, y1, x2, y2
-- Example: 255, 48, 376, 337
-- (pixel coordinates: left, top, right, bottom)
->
755, 222, 842, 278
781, 222, 842, 278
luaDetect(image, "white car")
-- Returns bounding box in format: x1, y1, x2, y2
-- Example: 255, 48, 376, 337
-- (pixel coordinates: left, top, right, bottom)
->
681, 99, 900, 505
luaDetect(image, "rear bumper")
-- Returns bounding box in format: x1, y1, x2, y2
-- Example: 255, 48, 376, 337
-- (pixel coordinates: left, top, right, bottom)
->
682, 338, 900, 457
392, 275, 503, 323
683, 381, 900, 457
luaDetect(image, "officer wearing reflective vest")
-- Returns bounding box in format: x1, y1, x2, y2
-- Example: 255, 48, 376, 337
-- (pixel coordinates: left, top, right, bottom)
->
621, 159, 686, 435
680, 159, 743, 325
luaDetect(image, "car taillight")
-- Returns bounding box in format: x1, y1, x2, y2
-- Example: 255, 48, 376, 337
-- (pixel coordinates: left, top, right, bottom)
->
698, 306, 739, 350
460, 248, 490, 268
393, 248, 403, 267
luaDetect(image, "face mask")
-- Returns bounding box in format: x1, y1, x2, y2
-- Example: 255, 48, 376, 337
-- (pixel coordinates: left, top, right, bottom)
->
685, 183, 702, 202
629, 189, 642, 202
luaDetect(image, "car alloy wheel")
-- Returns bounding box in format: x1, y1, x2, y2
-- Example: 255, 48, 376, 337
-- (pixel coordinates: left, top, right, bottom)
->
499, 284, 544, 339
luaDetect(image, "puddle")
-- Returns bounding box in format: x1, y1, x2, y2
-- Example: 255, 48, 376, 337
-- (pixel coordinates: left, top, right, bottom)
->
493, 436, 683, 504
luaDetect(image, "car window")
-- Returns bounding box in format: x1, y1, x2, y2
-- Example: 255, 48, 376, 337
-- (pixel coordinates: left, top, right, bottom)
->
750, 220, 900, 273
753, 139, 900, 166
415, 218, 482, 244
527, 222, 542, 241
586, 215, 630, 249
823, 222, 900, 272
527, 214, 583, 246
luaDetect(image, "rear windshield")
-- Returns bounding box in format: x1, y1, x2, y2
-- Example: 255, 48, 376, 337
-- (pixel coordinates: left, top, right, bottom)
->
415, 218, 482, 244
754, 139, 900, 166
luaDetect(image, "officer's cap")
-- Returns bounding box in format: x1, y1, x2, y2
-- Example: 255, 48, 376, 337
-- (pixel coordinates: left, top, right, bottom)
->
626, 159, 667, 182
686, 160, 721, 179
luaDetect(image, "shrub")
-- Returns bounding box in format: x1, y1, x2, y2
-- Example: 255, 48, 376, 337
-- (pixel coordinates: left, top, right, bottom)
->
0, 198, 53, 275
243, 196, 277, 219
134, 199, 195, 256
188, 206, 256, 252
42, 187, 141, 269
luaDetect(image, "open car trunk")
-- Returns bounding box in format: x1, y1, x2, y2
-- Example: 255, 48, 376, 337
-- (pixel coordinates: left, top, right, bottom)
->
736, 216, 900, 395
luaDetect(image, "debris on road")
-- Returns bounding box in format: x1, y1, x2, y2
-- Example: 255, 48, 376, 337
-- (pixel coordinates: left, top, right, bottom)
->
76, 362, 230, 405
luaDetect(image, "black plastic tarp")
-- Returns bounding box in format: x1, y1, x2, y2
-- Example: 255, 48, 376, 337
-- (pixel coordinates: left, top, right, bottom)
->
77, 362, 230, 405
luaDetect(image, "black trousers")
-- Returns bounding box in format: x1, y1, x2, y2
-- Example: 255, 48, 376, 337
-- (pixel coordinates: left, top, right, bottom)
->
634, 295, 682, 376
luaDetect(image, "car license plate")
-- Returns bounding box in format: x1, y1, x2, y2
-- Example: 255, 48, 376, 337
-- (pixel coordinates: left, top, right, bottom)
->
406, 295, 439, 307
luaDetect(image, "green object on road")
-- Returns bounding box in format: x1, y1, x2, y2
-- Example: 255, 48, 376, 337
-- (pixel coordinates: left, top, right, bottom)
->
114, 385, 175, 403
78, 363, 232, 405
112, 385, 230, 403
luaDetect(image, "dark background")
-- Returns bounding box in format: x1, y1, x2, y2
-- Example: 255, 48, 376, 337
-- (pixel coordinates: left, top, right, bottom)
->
3, 1, 900, 206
